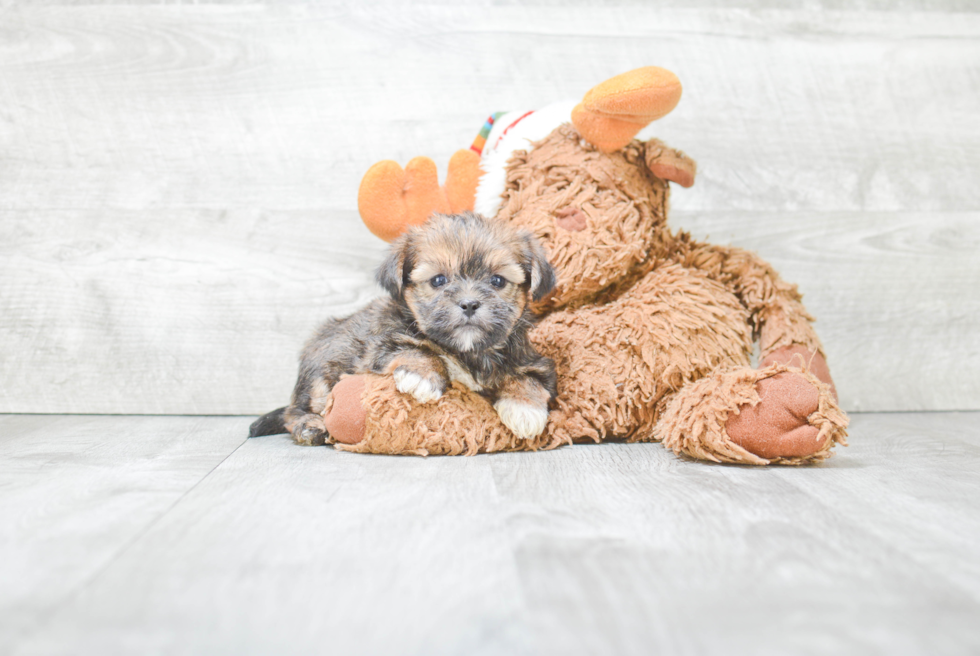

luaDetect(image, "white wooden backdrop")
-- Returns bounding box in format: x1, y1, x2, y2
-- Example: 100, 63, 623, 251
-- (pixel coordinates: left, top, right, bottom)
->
1, 3, 978, 414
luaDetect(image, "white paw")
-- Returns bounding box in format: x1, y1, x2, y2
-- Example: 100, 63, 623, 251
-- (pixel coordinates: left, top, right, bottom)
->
394, 368, 444, 404
494, 398, 549, 440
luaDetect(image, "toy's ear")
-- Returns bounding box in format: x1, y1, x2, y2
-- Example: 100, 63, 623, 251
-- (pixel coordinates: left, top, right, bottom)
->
644, 138, 697, 188
520, 232, 558, 302
572, 67, 683, 153
376, 233, 414, 298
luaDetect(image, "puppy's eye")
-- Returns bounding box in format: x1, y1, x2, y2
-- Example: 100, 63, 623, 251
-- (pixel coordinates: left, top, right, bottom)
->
490, 275, 506, 288
431, 274, 448, 288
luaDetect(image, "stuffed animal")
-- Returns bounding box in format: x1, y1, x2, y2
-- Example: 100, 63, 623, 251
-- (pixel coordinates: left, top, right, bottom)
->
322, 67, 848, 465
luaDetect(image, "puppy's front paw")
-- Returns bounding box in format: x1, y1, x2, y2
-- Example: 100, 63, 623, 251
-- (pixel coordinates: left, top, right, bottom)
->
494, 398, 549, 440
393, 367, 446, 404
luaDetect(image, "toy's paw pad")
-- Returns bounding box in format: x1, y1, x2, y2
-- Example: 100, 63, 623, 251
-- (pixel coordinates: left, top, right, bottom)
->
726, 372, 824, 460
494, 398, 548, 440
762, 345, 837, 401
291, 414, 328, 447
394, 367, 446, 404
322, 376, 368, 445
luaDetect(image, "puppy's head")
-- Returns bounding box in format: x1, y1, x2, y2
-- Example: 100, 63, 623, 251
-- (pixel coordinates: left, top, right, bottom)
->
377, 212, 556, 353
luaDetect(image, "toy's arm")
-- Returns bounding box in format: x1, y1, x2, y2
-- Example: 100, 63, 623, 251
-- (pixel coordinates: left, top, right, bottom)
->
678, 240, 836, 397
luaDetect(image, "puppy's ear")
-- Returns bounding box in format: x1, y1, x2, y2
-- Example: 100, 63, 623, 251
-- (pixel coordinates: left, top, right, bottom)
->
376, 233, 413, 298
520, 232, 557, 301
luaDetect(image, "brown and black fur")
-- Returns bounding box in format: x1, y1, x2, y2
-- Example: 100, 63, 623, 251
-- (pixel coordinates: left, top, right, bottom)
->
249, 212, 558, 445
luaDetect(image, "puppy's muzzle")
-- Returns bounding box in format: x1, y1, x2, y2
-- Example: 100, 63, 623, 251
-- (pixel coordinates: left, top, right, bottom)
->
459, 299, 481, 318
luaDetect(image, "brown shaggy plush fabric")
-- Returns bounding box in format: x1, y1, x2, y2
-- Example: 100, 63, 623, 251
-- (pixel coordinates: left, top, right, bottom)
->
656, 363, 848, 466
328, 124, 848, 465
335, 377, 553, 456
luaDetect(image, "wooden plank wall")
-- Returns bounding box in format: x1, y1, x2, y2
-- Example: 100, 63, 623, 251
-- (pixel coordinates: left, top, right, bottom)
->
1, 3, 977, 414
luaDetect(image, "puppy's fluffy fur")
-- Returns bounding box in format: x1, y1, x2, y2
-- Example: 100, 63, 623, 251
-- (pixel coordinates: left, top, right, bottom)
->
249, 212, 559, 445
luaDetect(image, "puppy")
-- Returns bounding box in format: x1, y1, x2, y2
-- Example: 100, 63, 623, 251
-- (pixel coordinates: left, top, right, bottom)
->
249, 212, 559, 446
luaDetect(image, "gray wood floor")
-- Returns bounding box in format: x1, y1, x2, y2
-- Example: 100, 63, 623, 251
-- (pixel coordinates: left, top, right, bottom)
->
2, 412, 979, 656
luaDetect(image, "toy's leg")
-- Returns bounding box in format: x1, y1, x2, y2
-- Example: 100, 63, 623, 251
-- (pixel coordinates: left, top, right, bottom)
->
654, 362, 848, 466
526, 263, 757, 446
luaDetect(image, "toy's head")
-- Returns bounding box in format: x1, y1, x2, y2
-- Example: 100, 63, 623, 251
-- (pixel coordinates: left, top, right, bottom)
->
357, 66, 696, 311
495, 124, 687, 311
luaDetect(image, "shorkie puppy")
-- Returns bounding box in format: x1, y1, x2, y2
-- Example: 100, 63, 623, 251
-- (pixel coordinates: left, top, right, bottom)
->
249, 212, 559, 446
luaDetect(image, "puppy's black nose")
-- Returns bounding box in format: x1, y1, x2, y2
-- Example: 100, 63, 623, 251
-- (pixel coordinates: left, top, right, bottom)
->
459, 299, 481, 317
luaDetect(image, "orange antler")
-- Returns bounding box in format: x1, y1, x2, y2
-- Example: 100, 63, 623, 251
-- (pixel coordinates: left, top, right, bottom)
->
358, 150, 482, 242
571, 67, 682, 153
